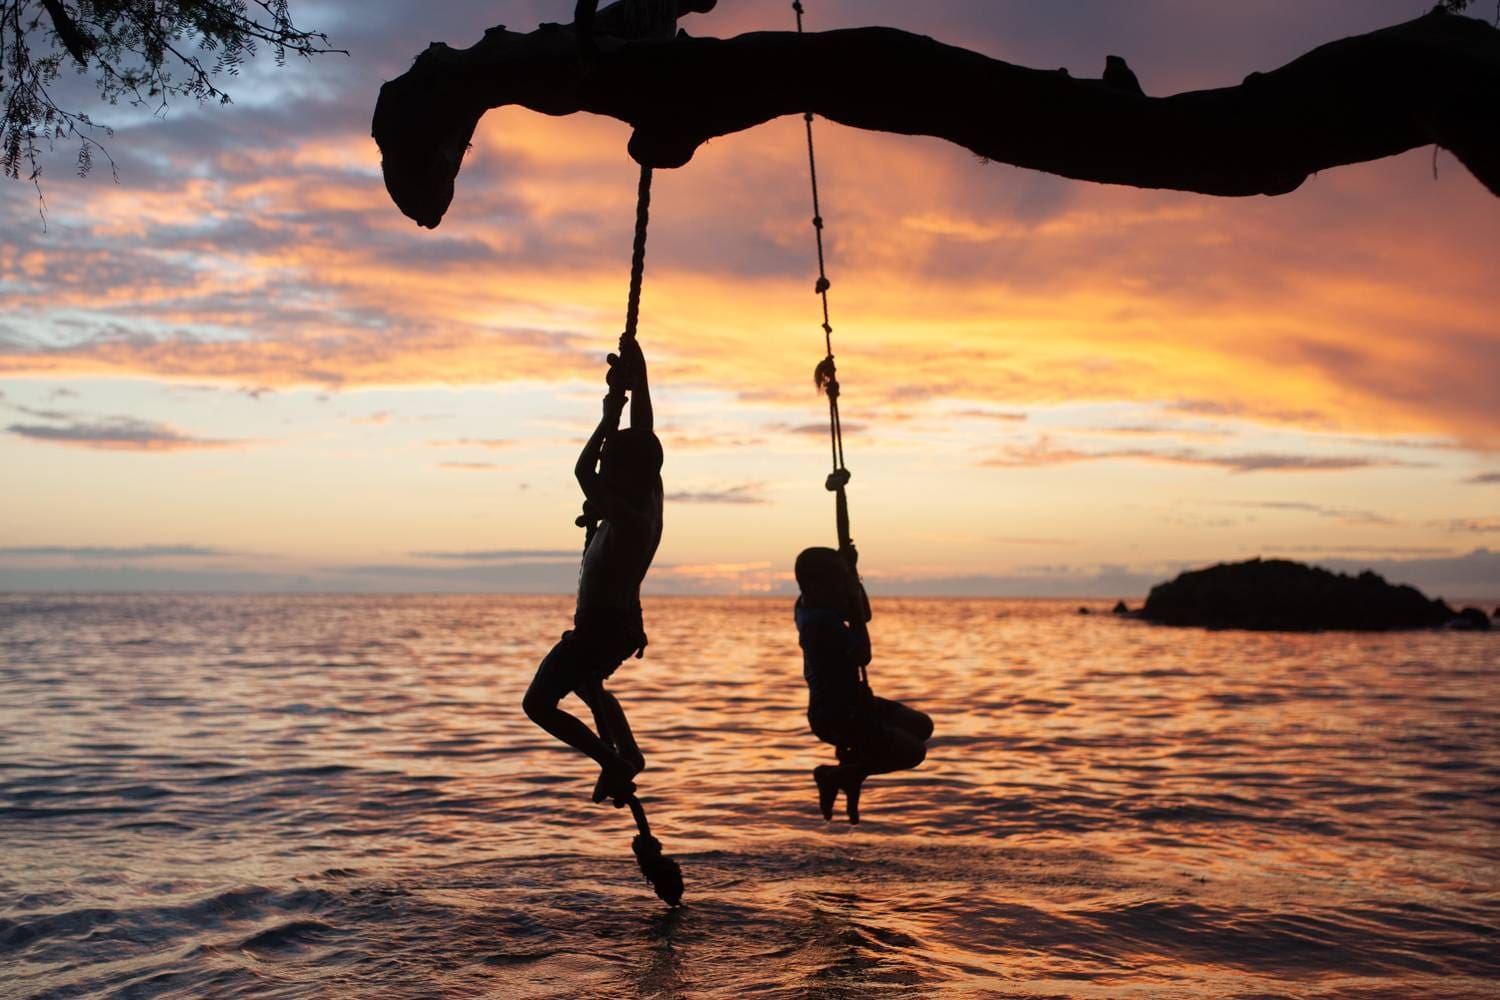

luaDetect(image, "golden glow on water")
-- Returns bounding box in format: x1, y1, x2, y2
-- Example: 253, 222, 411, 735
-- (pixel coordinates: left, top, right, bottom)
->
3, 594, 1496, 997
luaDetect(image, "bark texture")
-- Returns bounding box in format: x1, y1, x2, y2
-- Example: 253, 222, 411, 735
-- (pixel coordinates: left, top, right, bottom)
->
372, 11, 1500, 228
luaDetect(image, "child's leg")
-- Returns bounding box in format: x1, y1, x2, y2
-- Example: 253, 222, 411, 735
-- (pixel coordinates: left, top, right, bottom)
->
835, 725, 926, 824
847, 726, 926, 777
579, 679, 644, 804
813, 764, 842, 820
873, 697, 934, 743
523, 642, 636, 795
581, 681, 645, 772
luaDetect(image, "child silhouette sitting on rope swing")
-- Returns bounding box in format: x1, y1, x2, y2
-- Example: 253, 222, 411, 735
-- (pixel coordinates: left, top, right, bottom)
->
524, 335, 663, 807
795, 540, 933, 824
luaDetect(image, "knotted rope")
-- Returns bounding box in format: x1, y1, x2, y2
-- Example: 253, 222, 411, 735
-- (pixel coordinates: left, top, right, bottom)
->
794, 1, 852, 552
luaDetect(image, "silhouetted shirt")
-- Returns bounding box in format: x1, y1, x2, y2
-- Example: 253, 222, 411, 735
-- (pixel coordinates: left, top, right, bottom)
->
796, 600, 871, 741
577, 484, 663, 613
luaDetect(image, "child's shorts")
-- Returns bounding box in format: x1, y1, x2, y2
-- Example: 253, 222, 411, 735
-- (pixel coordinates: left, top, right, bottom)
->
528, 606, 647, 703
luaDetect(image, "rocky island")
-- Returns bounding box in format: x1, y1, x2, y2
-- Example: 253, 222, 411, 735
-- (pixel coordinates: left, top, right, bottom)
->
1139, 558, 1488, 631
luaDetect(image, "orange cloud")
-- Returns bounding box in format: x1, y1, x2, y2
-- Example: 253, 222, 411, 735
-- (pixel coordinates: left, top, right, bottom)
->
2, 88, 1495, 454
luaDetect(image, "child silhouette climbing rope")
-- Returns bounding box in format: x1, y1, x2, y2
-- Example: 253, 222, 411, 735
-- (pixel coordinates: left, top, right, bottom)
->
523, 335, 663, 807
795, 544, 933, 823
782, 1, 931, 825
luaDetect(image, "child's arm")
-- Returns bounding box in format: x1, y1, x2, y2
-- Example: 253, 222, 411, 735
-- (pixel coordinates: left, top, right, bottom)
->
839, 544, 874, 671
620, 336, 653, 434
841, 542, 872, 624
576, 392, 627, 515
848, 618, 872, 668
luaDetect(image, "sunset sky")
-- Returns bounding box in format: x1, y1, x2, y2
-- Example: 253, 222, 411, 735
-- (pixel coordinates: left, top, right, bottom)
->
2, 0, 1496, 597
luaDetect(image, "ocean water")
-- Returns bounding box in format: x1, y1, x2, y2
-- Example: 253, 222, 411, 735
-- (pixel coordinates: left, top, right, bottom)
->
1, 593, 1496, 999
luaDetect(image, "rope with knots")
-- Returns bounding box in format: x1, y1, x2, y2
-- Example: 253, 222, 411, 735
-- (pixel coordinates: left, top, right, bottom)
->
577, 162, 655, 554
793, 1, 853, 553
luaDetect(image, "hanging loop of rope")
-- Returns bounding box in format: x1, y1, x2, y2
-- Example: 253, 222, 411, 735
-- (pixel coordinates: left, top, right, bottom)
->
795, 1, 852, 553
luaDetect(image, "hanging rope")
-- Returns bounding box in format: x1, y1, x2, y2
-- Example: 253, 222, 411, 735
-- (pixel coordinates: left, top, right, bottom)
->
794, 1, 852, 552
624, 163, 653, 344
578, 161, 656, 553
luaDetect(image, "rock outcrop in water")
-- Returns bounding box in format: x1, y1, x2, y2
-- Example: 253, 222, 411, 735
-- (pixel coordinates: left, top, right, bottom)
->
1140, 558, 1455, 631
1450, 606, 1493, 630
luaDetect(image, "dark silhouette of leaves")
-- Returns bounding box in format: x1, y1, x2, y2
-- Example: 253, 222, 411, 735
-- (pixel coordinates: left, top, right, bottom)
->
1, 0, 339, 202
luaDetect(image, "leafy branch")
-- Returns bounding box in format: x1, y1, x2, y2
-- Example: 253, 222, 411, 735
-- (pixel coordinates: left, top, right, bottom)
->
1, 0, 340, 195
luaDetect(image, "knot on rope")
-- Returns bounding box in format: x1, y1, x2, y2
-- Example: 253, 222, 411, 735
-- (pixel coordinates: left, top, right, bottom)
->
814, 355, 838, 395
629, 800, 684, 907
814, 276, 830, 294
825, 468, 851, 492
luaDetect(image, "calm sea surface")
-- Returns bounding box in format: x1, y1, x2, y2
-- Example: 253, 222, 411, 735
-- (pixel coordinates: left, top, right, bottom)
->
2, 594, 1496, 999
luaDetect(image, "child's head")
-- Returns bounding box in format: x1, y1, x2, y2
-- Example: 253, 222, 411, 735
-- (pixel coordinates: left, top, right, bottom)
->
601, 428, 664, 498
795, 546, 853, 611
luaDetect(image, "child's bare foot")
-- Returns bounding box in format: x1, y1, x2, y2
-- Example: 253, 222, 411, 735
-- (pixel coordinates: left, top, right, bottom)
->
843, 773, 866, 825
591, 755, 639, 807
813, 765, 841, 821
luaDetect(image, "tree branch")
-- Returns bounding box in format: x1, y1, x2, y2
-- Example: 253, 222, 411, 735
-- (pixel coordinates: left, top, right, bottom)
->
40, 0, 92, 67
372, 11, 1500, 229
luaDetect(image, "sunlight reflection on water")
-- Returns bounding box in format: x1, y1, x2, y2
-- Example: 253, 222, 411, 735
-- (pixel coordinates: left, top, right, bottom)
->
2, 594, 1496, 998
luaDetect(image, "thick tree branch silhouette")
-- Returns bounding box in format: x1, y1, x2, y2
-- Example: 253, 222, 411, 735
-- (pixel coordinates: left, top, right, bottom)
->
373, 9, 1500, 229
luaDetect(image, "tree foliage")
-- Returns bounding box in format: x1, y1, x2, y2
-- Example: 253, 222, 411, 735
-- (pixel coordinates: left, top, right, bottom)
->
1, 0, 335, 184
1437, 0, 1495, 15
